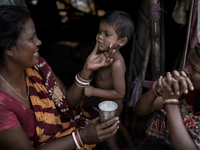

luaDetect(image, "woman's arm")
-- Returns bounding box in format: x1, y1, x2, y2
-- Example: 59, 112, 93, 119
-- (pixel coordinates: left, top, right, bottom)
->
55, 42, 115, 108
165, 105, 198, 150
0, 123, 77, 150
161, 71, 196, 150
0, 117, 119, 150
134, 87, 163, 116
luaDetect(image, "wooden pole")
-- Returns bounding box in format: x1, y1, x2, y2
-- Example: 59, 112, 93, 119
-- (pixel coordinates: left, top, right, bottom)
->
149, 0, 161, 80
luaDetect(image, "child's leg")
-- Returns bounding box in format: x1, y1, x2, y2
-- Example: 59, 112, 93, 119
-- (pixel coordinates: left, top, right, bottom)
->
105, 135, 120, 150
115, 100, 136, 149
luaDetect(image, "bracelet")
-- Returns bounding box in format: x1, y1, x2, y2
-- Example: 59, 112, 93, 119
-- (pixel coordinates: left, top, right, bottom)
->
75, 81, 87, 88
72, 131, 83, 148
163, 99, 179, 107
78, 72, 92, 82
152, 81, 162, 97
75, 72, 91, 87
76, 130, 84, 147
75, 75, 90, 86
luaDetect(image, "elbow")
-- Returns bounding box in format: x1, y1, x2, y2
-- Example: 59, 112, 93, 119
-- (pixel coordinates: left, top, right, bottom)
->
134, 103, 148, 116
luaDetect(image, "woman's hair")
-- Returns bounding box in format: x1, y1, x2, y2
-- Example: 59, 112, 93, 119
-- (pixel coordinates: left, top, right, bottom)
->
0, 5, 30, 60
100, 10, 134, 42
194, 44, 200, 59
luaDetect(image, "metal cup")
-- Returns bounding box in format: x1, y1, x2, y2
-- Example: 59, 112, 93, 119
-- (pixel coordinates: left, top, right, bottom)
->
98, 101, 118, 122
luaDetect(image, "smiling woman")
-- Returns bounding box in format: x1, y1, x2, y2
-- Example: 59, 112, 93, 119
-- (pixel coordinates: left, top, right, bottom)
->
0, 5, 119, 150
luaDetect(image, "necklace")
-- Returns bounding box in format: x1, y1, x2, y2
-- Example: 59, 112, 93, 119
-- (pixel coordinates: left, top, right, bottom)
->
0, 74, 29, 100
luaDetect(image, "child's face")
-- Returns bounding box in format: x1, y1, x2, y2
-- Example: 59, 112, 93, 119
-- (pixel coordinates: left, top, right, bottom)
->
184, 49, 200, 91
96, 22, 120, 51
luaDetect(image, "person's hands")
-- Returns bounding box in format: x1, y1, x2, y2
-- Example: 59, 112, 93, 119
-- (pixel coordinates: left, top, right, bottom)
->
84, 42, 115, 72
79, 117, 119, 144
84, 85, 94, 97
157, 71, 194, 101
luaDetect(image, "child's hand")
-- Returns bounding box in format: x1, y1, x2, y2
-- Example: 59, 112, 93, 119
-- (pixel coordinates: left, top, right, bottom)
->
84, 86, 94, 97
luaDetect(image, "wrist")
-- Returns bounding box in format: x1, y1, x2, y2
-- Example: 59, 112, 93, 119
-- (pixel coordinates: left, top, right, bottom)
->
163, 99, 179, 108
72, 130, 84, 148
79, 129, 87, 144
152, 81, 162, 97
80, 65, 92, 80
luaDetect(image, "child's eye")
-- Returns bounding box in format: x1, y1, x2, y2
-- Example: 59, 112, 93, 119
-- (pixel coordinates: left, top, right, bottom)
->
105, 33, 110, 36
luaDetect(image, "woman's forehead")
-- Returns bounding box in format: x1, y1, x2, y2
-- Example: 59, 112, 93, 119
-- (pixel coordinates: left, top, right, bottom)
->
19, 18, 35, 38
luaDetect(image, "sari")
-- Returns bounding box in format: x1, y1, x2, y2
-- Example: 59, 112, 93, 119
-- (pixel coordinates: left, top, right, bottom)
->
0, 56, 98, 149
146, 92, 200, 149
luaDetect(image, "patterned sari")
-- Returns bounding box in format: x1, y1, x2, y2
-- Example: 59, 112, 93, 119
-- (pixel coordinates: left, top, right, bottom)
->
25, 57, 98, 149
146, 98, 200, 149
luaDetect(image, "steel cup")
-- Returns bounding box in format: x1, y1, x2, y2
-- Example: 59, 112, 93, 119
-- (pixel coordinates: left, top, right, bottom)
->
98, 101, 118, 122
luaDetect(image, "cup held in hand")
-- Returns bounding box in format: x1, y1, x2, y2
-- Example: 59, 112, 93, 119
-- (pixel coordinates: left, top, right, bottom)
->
98, 101, 118, 122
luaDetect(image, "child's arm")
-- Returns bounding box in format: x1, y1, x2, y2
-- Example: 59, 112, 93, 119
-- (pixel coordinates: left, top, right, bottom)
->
84, 59, 125, 100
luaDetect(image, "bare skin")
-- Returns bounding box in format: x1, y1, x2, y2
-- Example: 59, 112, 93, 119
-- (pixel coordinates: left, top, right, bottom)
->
135, 49, 200, 150
84, 22, 135, 150
0, 17, 120, 150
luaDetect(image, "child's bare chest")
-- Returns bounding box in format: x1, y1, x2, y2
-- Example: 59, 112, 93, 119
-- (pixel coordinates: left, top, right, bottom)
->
94, 67, 112, 88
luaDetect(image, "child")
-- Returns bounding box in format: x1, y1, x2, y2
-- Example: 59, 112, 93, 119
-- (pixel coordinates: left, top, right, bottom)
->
84, 10, 135, 150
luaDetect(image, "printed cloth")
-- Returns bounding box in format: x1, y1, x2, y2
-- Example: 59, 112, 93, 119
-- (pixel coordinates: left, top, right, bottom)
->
0, 56, 98, 149
146, 98, 200, 149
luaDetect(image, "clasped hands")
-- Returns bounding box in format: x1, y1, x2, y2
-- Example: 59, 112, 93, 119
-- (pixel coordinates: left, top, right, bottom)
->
154, 70, 194, 101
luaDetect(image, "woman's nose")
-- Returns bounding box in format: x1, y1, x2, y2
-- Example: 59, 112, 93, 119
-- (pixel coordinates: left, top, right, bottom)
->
183, 66, 190, 75
36, 37, 42, 46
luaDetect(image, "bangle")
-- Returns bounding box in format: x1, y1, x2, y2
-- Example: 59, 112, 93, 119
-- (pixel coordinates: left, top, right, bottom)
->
163, 99, 179, 107
75, 81, 87, 88
76, 130, 84, 147
72, 131, 81, 148
75, 72, 91, 87
152, 81, 162, 97
78, 72, 92, 82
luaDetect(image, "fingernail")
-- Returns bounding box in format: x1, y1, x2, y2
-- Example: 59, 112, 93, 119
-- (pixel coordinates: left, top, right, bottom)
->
185, 89, 188, 94
109, 43, 114, 48
171, 92, 174, 95
191, 86, 194, 91
177, 91, 180, 95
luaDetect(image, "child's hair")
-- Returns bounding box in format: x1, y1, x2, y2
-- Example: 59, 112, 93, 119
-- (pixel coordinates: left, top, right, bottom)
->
100, 10, 134, 42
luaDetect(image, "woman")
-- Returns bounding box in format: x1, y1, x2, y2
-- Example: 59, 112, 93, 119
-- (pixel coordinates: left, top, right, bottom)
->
135, 45, 200, 150
0, 5, 119, 150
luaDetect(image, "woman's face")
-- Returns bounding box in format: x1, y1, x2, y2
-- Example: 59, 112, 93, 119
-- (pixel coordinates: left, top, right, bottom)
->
10, 17, 41, 68
184, 49, 200, 91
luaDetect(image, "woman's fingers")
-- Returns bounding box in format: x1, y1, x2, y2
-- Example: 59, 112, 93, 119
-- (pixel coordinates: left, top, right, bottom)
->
97, 117, 119, 140
180, 71, 194, 91
99, 121, 119, 140
171, 78, 180, 95
91, 42, 99, 55
98, 117, 119, 129
161, 76, 174, 95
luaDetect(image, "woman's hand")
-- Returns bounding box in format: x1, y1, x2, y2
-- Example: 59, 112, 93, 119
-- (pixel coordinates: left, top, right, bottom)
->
158, 71, 194, 101
79, 117, 119, 144
84, 42, 115, 72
